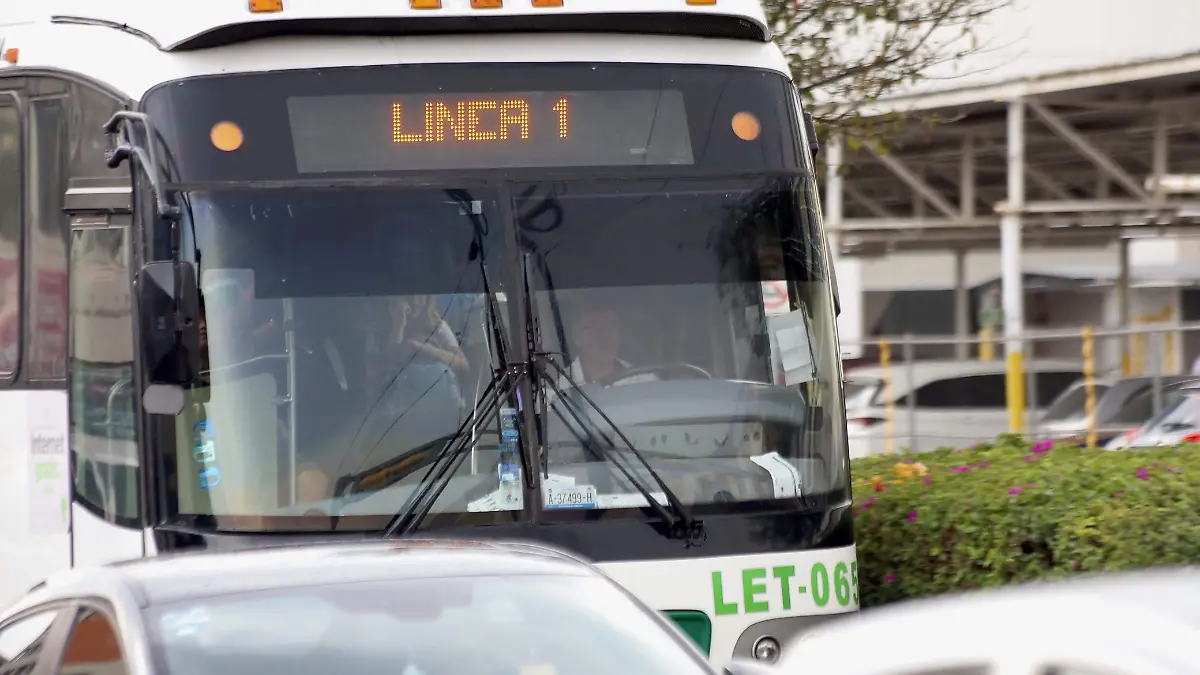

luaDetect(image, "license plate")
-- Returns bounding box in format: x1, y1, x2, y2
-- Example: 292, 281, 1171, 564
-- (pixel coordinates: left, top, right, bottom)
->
544, 485, 597, 509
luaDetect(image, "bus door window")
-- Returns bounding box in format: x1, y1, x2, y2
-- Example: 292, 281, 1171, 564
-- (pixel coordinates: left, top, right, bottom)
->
0, 100, 19, 377
181, 270, 288, 519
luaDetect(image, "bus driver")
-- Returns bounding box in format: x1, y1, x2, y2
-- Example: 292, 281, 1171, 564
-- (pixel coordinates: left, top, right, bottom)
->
559, 302, 658, 388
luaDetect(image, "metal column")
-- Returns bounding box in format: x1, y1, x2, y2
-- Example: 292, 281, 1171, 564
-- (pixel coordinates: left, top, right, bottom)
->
826, 134, 844, 250
1118, 237, 1131, 373
1002, 99, 1026, 433
955, 138, 975, 360
954, 248, 969, 359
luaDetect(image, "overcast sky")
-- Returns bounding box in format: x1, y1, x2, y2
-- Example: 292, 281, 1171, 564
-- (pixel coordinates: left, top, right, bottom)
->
911, 0, 1200, 92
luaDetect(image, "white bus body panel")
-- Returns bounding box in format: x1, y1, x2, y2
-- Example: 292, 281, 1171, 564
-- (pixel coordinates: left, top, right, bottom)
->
20, 0, 770, 51
2, 27, 788, 101
596, 545, 860, 666
0, 390, 144, 611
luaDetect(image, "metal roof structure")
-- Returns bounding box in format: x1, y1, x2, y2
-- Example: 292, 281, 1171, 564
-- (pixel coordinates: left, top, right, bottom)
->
824, 50, 1200, 257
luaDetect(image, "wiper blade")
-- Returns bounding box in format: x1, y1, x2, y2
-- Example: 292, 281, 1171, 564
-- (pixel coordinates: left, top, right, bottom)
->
536, 356, 706, 547
383, 367, 518, 537
445, 189, 511, 372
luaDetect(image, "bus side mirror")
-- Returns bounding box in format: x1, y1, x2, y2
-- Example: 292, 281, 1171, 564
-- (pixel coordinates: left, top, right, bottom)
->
803, 111, 820, 159
138, 261, 202, 401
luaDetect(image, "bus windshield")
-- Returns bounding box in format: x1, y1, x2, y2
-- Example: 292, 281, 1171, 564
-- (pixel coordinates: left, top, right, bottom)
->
141, 62, 847, 532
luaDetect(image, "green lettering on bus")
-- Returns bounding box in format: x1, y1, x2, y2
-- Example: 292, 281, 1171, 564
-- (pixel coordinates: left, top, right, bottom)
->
711, 571, 738, 616
742, 568, 769, 613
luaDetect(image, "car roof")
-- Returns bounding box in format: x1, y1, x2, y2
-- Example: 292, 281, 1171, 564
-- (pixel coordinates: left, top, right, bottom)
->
783, 566, 1200, 671
845, 358, 1086, 396
12, 539, 597, 612
1061, 374, 1200, 402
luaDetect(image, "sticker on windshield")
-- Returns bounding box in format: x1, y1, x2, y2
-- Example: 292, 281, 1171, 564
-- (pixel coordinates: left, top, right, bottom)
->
199, 466, 221, 489
193, 419, 216, 463
544, 484, 597, 509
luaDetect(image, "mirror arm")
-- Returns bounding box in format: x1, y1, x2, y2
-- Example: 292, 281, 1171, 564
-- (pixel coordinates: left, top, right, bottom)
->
102, 110, 181, 222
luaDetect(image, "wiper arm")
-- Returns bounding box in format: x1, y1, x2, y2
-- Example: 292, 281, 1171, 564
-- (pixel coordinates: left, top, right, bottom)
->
446, 189, 510, 372
383, 367, 519, 537
536, 356, 706, 547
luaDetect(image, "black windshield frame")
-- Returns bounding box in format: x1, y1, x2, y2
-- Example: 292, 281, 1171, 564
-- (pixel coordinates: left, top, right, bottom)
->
135, 63, 850, 540
140, 62, 803, 184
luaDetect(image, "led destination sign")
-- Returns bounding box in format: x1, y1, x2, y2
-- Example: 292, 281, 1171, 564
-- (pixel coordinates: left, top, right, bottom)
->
287, 90, 694, 173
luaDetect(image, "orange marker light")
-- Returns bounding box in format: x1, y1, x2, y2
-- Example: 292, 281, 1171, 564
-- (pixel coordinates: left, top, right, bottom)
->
532, 0, 563, 5
248, 0, 283, 12
686, 0, 717, 4
410, 0, 442, 8
210, 122, 244, 152
1, 48, 17, 64
471, 0, 502, 7
731, 112, 761, 141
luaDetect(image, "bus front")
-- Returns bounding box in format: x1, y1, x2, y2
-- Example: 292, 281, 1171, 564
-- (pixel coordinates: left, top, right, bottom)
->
103, 1, 856, 666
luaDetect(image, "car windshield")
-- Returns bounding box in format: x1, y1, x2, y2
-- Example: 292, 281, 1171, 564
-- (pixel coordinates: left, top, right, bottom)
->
1142, 390, 1200, 435
147, 575, 710, 675
843, 379, 879, 409
1106, 385, 1159, 426
1040, 382, 1105, 422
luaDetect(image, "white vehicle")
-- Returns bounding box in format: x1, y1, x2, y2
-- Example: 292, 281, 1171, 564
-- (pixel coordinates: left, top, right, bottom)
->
0, 0, 855, 667
845, 359, 1085, 455
2, 540, 723, 675
760, 566, 1200, 675
1109, 381, 1200, 449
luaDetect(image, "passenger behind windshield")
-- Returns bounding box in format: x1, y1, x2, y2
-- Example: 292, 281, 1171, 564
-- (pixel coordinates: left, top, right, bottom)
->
366, 295, 469, 399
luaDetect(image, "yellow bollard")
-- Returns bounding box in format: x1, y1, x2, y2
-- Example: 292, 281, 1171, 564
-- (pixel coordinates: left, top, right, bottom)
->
978, 327, 995, 361
880, 339, 894, 454
1082, 326, 1096, 448
1132, 332, 1145, 375
1005, 349, 1025, 433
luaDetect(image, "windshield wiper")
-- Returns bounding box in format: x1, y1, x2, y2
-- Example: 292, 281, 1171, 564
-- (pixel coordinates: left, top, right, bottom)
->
382, 190, 526, 537
383, 367, 520, 537
535, 356, 706, 547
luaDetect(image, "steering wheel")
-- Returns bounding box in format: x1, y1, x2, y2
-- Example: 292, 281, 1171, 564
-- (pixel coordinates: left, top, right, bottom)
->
592, 362, 713, 387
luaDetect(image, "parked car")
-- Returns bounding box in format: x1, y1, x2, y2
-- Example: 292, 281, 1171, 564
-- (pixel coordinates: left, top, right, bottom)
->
845, 359, 1088, 456
1035, 374, 1199, 447
751, 566, 1200, 675
1109, 380, 1200, 449
0, 540, 716, 675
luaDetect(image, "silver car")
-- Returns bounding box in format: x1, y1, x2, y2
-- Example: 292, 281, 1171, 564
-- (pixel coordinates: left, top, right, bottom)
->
754, 566, 1200, 675
1036, 375, 1199, 447
1111, 381, 1200, 449
0, 540, 717, 675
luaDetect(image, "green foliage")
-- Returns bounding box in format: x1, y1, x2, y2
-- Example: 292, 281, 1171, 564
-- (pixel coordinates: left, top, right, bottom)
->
850, 438, 1200, 607
762, 0, 1011, 143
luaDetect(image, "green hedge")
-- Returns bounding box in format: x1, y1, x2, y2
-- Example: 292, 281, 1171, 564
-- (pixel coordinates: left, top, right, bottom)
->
850, 435, 1200, 607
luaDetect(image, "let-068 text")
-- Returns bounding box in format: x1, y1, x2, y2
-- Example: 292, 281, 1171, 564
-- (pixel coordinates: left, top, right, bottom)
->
711, 562, 858, 615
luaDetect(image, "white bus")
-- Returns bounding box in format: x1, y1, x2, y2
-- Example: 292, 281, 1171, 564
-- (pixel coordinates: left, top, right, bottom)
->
0, 0, 856, 666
